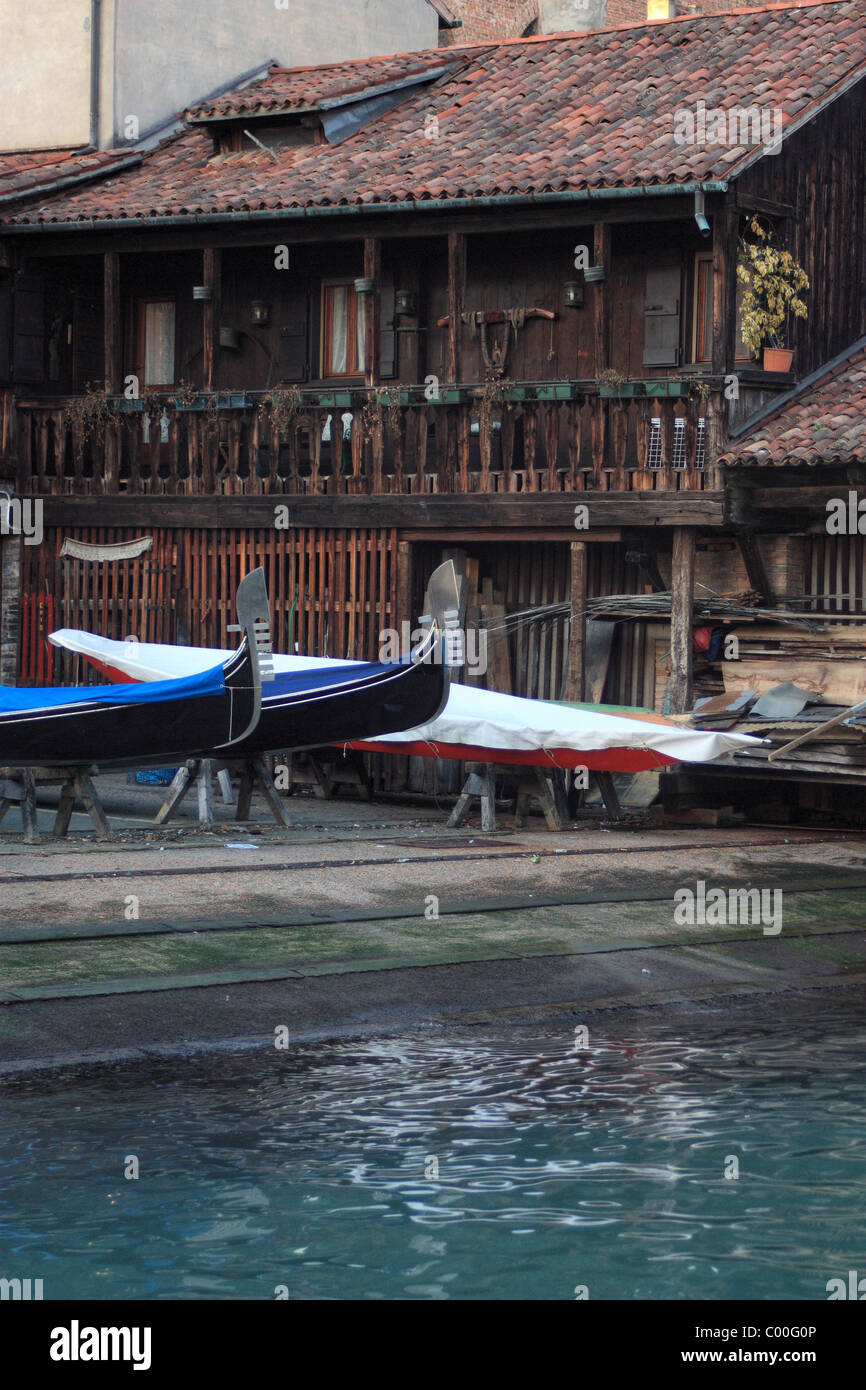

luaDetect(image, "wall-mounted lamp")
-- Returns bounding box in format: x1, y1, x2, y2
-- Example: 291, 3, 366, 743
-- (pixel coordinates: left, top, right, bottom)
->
395, 290, 418, 316
193, 284, 213, 301
354, 277, 376, 296
584, 265, 606, 284
250, 300, 270, 326
563, 280, 584, 309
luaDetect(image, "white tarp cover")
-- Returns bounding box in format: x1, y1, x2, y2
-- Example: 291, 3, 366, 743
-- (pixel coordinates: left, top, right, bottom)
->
49, 628, 764, 765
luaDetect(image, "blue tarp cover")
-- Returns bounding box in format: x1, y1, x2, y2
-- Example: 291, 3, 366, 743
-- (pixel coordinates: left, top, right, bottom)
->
266, 660, 404, 698
0, 663, 226, 714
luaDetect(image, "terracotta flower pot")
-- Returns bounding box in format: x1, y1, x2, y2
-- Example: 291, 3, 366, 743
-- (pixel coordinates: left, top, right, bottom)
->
763, 347, 794, 372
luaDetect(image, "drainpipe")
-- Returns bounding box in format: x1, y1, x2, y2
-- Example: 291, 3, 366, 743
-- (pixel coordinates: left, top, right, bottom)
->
89, 0, 102, 150
694, 188, 711, 238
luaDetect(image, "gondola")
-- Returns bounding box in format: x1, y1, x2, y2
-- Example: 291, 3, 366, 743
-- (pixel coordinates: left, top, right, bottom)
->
1, 566, 452, 771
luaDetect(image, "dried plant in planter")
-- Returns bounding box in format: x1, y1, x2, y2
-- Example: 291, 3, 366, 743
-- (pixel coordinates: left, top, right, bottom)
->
66, 384, 118, 463
598, 368, 625, 393
360, 385, 403, 445
736, 215, 809, 358
257, 385, 303, 440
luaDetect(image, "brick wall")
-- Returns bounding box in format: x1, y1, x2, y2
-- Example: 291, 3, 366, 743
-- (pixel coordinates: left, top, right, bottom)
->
441, 0, 753, 43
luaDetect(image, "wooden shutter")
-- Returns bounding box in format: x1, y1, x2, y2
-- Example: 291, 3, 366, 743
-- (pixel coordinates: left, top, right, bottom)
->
278, 284, 309, 382
13, 275, 45, 384
379, 273, 396, 379
643, 264, 681, 367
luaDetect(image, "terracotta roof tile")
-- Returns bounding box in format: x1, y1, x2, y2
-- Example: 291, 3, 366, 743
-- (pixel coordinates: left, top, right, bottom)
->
723, 340, 866, 466
3, 1, 865, 227
0, 146, 135, 204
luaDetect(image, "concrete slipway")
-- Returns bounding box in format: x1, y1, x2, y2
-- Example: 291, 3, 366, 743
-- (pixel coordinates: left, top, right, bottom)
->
1, 778, 865, 1076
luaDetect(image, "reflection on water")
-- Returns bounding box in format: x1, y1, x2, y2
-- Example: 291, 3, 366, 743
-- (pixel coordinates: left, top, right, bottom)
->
1, 994, 866, 1300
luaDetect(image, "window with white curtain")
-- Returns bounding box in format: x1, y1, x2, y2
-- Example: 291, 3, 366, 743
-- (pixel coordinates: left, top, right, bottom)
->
322, 281, 365, 377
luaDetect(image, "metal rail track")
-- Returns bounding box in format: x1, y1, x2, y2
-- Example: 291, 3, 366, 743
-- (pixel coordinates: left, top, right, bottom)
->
1, 833, 862, 888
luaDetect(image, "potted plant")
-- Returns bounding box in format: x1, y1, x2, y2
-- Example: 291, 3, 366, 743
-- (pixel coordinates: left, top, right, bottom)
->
736, 216, 809, 372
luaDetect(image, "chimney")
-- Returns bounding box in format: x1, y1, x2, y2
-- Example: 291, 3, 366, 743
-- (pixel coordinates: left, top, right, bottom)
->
538, 0, 607, 34
647, 0, 677, 18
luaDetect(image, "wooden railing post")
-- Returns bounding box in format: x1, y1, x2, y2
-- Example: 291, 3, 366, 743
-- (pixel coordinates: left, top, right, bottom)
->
565, 539, 586, 702
363, 238, 381, 389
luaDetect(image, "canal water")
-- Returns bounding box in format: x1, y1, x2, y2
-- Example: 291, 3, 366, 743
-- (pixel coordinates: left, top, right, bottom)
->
1, 992, 865, 1300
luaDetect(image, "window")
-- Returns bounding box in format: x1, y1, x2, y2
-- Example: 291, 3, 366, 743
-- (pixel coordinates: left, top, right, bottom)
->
692, 253, 714, 364
136, 298, 176, 388
321, 281, 365, 377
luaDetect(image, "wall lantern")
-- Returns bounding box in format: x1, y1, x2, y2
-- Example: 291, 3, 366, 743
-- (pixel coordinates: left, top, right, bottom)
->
250, 300, 270, 326
354, 277, 376, 296
584, 265, 607, 283
395, 290, 418, 316
192, 284, 213, 301
562, 280, 584, 309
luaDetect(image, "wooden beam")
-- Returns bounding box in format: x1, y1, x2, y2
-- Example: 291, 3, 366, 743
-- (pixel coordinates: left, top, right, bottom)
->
592, 222, 612, 374
363, 237, 380, 389
447, 231, 466, 383
202, 247, 221, 392
736, 529, 776, 606
36, 492, 726, 531
103, 250, 121, 393
669, 526, 696, 714
565, 539, 586, 702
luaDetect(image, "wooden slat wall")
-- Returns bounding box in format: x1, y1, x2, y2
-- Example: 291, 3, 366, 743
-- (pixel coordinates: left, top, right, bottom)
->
20, 526, 397, 685
806, 535, 866, 615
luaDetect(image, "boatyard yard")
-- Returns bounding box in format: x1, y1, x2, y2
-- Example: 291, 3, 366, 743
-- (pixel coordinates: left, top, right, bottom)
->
3, 779, 866, 1075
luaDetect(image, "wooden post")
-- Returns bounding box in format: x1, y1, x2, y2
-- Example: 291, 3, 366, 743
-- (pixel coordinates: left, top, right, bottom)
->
103, 251, 121, 393
363, 237, 381, 389
592, 222, 612, 374
447, 231, 466, 383
712, 205, 737, 377
564, 539, 586, 702
669, 526, 696, 714
396, 539, 413, 628
0, 531, 22, 686
202, 247, 221, 392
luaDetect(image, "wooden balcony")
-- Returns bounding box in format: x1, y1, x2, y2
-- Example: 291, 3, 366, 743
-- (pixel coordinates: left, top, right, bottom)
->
10, 381, 724, 498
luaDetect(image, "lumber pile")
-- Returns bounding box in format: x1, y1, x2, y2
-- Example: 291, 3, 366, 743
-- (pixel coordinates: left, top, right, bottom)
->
722, 624, 866, 704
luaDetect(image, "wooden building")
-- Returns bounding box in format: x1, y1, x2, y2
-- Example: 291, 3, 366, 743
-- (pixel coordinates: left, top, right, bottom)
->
1, 1, 865, 796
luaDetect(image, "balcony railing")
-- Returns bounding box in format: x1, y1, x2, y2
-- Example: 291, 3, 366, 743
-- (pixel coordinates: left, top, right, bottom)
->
10, 381, 724, 497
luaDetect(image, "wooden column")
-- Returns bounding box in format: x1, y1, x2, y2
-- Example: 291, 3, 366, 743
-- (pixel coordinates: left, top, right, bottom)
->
396, 539, 413, 627
363, 237, 381, 389
711, 205, 738, 377
202, 247, 221, 392
103, 251, 121, 394
0, 531, 22, 686
564, 539, 587, 702
447, 231, 466, 383
592, 222, 612, 373
669, 526, 696, 714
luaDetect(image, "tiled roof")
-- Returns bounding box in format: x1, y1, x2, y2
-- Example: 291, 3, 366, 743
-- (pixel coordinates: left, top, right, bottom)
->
0, 146, 137, 205
185, 53, 455, 120
722, 340, 866, 466
3, 1, 865, 227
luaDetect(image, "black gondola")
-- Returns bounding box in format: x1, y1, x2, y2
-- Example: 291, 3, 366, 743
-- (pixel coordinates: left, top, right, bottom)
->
0, 566, 452, 770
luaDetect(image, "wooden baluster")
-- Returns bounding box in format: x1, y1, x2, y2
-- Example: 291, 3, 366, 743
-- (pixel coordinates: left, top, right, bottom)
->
393, 407, 405, 493
633, 399, 654, 493
542, 402, 559, 492
227, 414, 243, 494
523, 404, 538, 491
310, 413, 322, 493
479, 402, 493, 493
682, 400, 698, 491
165, 412, 180, 495
104, 415, 121, 494
658, 400, 675, 491
349, 414, 363, 493
414, 408, 429, 494
456, 405, 470, 493
36, 412, 49, 491
590, 396, 605, 488
612, 400, 628, 491
499, 407, 515, 494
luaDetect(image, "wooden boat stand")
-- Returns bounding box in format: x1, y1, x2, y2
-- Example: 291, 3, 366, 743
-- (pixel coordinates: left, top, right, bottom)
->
155, 757, 291, 829
0, 766, 114, 843
447, 762, 624, 833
